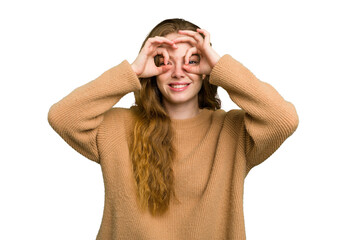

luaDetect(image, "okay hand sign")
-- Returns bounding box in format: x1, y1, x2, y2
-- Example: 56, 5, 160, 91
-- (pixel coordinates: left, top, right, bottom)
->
172, 29, 220, 75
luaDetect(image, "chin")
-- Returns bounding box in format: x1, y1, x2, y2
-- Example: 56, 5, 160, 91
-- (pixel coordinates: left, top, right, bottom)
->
165, 95, 198, 105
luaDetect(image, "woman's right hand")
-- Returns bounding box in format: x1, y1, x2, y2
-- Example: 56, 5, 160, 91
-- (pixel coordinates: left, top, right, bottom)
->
131, 36, 178, 78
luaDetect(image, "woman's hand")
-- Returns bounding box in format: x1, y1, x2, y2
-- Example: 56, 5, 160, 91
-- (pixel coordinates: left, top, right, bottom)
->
131, 37, 178, 78
173, 29, 220, 75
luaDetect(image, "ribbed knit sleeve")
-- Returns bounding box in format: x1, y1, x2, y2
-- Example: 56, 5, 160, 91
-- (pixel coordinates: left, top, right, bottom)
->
209, 54, 299, 171
48, 60, 141, 163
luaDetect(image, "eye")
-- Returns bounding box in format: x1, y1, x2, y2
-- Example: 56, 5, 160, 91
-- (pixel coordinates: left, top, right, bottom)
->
188, 54, 200, 65
155, 55, 171, 67
189, 60, 199, 65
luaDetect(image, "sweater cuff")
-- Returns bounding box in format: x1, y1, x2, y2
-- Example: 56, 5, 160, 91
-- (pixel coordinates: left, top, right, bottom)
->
111, 60, 141, 93
209, 54, 234, 86
209, 54, 260, 93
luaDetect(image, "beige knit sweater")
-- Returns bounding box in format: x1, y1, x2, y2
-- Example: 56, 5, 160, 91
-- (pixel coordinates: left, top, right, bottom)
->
48, 54, 298, 239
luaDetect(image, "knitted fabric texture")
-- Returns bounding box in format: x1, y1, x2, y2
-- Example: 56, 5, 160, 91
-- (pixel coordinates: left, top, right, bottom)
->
48, 54, 299, 239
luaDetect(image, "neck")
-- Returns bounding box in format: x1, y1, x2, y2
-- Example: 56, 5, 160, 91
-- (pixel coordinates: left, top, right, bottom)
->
164, 100, 201, 120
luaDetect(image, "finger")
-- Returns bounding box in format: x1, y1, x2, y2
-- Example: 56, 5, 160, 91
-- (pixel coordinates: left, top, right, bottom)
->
177, 29, 197, 36
178, 30, 203, 43
184, 47, 198, 65
147, 36, 176, 48
161, 48, 170, 65
183, 64, 200, 75
197, 29, 210, 46
153, 47, 169, 65
172, 36, 197, 46
150, 36, 174, 45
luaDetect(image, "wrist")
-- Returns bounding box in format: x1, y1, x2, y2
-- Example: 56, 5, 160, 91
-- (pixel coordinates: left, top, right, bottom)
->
131, 63, 140, 76
205, 47, 220, 69
210, 53, 221, 69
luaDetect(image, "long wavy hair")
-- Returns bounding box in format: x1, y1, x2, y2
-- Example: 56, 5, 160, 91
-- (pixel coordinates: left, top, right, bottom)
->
129, 18, 221, 216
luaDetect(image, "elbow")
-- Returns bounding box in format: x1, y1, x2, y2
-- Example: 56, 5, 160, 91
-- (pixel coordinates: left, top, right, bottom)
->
288, 113, 299, 136
48, 103, 55, 124
272, 102, 299, 138
292, 111, 299, 131
48, 103, 67, 133
284, 103, 299, 136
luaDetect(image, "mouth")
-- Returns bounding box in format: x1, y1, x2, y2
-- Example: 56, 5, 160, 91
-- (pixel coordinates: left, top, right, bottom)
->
168, 83, 191, 92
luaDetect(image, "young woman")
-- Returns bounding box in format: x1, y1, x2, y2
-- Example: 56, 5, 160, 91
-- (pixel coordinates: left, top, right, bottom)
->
48, 18, 298, 240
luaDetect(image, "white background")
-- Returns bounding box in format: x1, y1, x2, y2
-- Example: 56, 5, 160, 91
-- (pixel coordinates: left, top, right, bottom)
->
1, 0, 359, 239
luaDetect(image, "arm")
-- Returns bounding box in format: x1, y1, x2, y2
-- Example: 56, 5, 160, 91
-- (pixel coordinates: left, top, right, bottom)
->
48, 35, 177, 163
48, 60, 141, 163
165, 29, 298, 171
209, 55, 299, 171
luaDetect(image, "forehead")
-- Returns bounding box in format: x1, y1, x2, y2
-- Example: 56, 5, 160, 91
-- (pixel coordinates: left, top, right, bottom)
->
161, 33, 192, 57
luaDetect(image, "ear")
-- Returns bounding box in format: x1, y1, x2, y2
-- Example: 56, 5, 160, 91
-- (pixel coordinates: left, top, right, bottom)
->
202, 74, 206, 80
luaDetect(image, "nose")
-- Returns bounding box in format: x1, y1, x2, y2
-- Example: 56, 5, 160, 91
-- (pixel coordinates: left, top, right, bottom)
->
171, 62, 186, 79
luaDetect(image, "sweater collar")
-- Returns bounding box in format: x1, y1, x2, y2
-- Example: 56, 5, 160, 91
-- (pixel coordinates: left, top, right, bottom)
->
170, 108, 213, 130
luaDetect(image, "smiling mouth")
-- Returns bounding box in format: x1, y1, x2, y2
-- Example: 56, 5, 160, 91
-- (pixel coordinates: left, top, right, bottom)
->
168, 83, 191, 91
169, 83, 190, 88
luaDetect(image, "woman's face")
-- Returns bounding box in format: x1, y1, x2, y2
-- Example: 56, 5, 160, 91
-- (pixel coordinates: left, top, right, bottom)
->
156, 32, 203, 110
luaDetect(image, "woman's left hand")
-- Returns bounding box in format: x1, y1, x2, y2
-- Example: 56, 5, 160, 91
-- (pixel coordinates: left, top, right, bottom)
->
173, 29, 220, 75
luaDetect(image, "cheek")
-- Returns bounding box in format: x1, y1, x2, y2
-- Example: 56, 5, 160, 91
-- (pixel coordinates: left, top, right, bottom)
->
156, 75, 166, 87
156, 71, 171, 84
155, 76, 169, 97
188, 74, 203, 85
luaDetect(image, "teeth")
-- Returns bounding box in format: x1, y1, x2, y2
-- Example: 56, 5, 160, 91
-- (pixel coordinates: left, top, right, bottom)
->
170, 84, 189, 88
